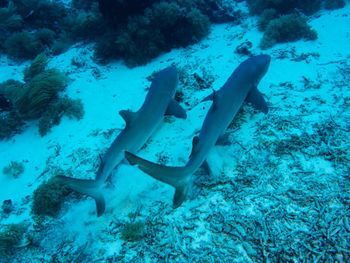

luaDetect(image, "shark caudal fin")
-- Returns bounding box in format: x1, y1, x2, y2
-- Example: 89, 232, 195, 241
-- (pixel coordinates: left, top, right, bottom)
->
55, 176, 106, 216
125, 151, 191, 208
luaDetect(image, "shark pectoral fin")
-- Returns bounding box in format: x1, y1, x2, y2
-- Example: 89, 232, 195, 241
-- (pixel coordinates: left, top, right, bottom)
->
173, 184, 189, 208
55, 175, 106, 216
246, 87, 268, 114
201, 92, 214, 102
165, 99, 187, 119
190, 136, 200, 158
119, 110, 137, 126
216, 133, 231, 146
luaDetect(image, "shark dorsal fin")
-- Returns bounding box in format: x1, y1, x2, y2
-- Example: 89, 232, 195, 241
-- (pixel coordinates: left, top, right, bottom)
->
201, 92, 214, 102
190, 136, 200, 157
119, 110, 137, 127
246, 86, 268, 114
165, 99, 187, 119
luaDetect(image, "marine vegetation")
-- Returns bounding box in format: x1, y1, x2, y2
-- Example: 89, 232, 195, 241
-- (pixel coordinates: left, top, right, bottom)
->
0, 0, 238, 65
120, 221, 146, 242
2, 161, 24, 178
31, 177, 71, 217
0, 54, 84, 138
260, 14, 318, 49
246, 0, 322, 15
324, 0, 346, 10
0, 111, 24, 139
0, 223, 28, 256
95, 1, 211, 66
38, 96, 84, 136
246, 0, 346, 49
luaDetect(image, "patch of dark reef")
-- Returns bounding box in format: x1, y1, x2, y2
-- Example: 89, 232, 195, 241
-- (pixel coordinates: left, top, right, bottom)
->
0, 0, 240, 66
246, 0, 346, 48
0, 53, 84, 139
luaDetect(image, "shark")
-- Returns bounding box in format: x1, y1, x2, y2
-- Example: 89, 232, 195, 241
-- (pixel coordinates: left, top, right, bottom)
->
125, 55, 271, 208
56, 66, 187, 216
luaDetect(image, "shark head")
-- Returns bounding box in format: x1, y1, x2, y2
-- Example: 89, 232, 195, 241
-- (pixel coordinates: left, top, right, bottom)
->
247, 54, 271, 86
152, 66, 179, 97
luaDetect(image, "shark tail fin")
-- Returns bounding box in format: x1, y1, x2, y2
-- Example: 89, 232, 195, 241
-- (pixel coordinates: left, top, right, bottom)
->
55, 176, 106, 217
125, 151, 191, 208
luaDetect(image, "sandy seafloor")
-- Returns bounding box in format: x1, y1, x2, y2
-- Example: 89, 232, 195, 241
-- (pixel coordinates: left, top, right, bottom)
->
0, 3, 350, 263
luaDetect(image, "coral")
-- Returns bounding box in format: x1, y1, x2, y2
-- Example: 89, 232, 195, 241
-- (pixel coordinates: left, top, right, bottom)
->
65, 3, 105, 41
0, 55, 83, 138
0, 111, 24, 139
257, 8, 277, 31
38, 96, 84, 136
260, 14, 318, 49
34, 28, 56, 47
15, 69, 67, 119
97, 0, 157, 25
0, 223, 27, 256
2, 161, 24, 178
3, 31, 42, 60
246, 0, 322, 15
13, 0, 67, 30
324, 0, 346, 10
1, 199, 13, 215
0, 2, 22, 32
23, 53, 48, 82
120, 221, 145, 242
97, 1, 210, 66
31, 177, 71, 217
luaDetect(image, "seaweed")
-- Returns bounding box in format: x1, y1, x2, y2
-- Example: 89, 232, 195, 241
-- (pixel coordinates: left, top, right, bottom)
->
4, 31, 43, 60
31, 177, 71, 217
120, 221, 146, 242
0, 1, 22, 32
324, 0, 346, 10
260, 14, 318, 49
0, 54, 83, 138
94, 1, 210, 66
0, 223, 28, 256
0, 111, 24, 139
13, 0, 67, 30
38, 96, 84, 136
15, 69, 67, 119
23, 53, 48, 82
1, 199, 13, 215
246, 0, 322, 15
2, 161, 24, 178
257, 8, 277, 31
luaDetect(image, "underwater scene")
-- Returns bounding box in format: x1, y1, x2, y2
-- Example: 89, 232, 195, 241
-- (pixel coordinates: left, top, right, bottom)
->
0, 0, 349, 262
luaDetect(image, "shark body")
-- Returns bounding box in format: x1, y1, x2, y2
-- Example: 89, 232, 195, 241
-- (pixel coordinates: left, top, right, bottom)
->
56, 66, 186, 216
125, 55, 271, 208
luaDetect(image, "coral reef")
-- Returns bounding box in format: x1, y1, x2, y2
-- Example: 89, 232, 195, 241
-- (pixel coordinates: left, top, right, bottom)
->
260, 14, 318, 49
324, 0, 346, 10
2, 161, 24, 178
0, 223, 28, 256
31, 177, 71, 217
246, 0, 322, 15
120, 221, 146, 242
0, 54, 84, 138
38, 96, 84, 136
95, 1, 210, 66
0, 111, 24, 139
